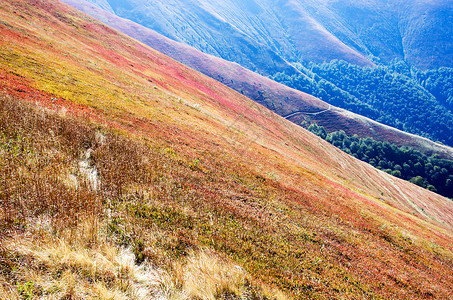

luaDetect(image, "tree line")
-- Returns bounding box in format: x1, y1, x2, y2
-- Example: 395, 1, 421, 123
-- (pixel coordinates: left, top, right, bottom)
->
270, 60, 453, 146
305, 123, 453, 199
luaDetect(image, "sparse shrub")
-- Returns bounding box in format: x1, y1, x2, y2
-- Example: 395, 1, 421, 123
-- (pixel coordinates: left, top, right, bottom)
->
16, 281, 34, 299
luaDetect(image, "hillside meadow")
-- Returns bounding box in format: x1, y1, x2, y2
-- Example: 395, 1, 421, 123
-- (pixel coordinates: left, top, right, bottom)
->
1, 0, 453, 299
63, 0, 453, 160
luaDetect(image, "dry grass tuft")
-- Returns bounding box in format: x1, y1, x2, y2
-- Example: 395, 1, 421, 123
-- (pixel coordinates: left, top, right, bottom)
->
0, 280, 19, 300
172, 250, 246, 300
5, 221, 164, 299
163, 250, 290, 300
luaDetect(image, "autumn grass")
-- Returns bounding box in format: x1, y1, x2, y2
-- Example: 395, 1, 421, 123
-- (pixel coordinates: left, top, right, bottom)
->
3, 214, 269, 299
1, 89, 452, 299
0, 1, 453, 298
0, 94, 290, 299
3, 217, 163, 299
171, 250, 246, 299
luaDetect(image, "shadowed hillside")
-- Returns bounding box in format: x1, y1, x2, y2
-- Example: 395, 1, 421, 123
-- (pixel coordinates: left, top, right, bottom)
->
63, 0, 453, 160
80, 0, 453, 70
1, 0, 453, 298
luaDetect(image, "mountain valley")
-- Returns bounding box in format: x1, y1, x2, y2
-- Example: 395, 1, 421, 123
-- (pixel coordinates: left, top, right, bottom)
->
0, 0, 453, 299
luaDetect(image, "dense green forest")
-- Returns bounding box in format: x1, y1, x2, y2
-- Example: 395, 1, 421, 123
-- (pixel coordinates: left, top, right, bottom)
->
270, 61, 453, 146
305, 123, 453, 199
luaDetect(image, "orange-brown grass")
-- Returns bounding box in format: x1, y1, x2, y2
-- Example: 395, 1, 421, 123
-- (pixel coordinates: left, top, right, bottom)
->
0, 94, 284, 299
1, 0, 453, 299
0, 91, 451, 299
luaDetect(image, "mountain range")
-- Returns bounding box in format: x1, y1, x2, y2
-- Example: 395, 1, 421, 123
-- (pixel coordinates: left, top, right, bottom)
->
67, 0, 453, 149
0, 0, 452, 298
80, 0, 453, 72
63, 0, 453, 160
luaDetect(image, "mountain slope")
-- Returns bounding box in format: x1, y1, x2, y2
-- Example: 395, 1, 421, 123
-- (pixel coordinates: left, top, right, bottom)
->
81, 0, 303, 77
1, 0, 453, 298
80, 0, 372, 72
81, 0, 453, 70
62, 0, 453, 160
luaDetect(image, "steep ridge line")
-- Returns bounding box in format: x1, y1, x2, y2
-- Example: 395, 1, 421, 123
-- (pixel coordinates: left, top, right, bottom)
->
61, 0, 453, 161
1, 1, 453, 298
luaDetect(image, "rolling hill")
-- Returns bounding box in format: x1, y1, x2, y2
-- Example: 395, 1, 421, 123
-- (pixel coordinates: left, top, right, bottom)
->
79, 0, 453, 71
63, 0, 453, 160
1, 0, 453, 299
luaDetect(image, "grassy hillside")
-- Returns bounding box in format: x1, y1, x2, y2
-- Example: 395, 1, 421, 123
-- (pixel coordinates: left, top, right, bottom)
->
60, 0, 453, 160
81, 0, 302, 77
73, 0, 371, 73
1, 0, 453, 299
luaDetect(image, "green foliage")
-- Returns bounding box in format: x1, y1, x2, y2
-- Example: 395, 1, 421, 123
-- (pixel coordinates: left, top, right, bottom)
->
391, 170, 402, 178
270, 60, 453, 146
127, 203, 194, 230
416, 67, 453, 110
0, 134, 34, 158
305, 123, 453, 198
17, 281, 34, 299
410, 176, 427, 188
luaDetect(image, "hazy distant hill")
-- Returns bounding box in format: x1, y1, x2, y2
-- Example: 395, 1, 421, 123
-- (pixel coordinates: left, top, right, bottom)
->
63, 0, 453, 160
81, 0, 452, 71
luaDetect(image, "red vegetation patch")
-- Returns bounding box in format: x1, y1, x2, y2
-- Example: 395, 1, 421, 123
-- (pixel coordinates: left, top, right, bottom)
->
0, 69, 101, 122
1, 0, 453, 298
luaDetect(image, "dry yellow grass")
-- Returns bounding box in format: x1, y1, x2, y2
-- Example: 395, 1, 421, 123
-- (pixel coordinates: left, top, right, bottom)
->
163, 250, 289, 300
173, 250, 246, 299
4, 214, 278, 300
4, 217, 163, 299
0, 281, 19, 300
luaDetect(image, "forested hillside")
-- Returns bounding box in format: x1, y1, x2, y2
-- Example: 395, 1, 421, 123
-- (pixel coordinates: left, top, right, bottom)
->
417, 67, 453, 110
272, 61, 453, 198
270, 61, 453, 146
306, 123, 453, 199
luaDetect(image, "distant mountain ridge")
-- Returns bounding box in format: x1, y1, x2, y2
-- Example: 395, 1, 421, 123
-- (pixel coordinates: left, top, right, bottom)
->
62, 0, 453, 160
2, 0, 453, 297
81, 0, 303, 76
80, 0, 453, 71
